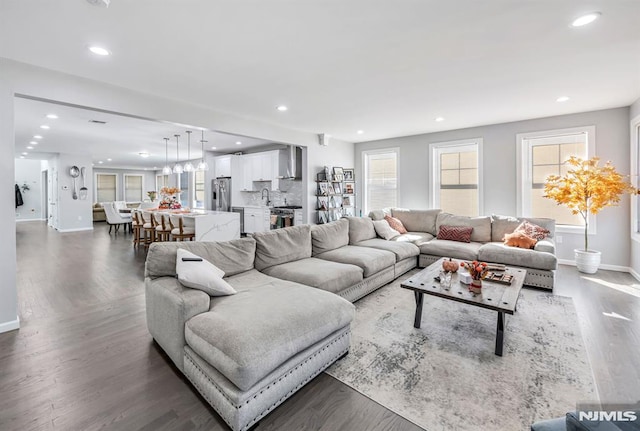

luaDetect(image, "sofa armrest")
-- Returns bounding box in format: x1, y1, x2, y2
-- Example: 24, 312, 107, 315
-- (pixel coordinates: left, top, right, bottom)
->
535, 237, 556, 255
145, 276, 210, 371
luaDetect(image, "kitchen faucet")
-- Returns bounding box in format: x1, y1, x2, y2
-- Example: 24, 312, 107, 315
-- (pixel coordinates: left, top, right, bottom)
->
261, 187, 271, 206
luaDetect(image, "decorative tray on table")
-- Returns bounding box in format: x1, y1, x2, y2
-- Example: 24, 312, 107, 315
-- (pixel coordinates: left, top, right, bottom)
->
484, 271, 514, 285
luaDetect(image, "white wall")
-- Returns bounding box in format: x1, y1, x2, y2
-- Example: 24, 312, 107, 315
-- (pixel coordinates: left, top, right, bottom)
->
54, 154, 93, 232
630, 97, 640, 120
0, 79, 18, 332
355, 107, 631, 268
15, 159, 43, 221
93, 168, 156, 202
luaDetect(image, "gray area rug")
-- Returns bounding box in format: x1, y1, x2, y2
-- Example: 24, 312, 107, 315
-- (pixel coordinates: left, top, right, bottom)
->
326, 271, 597, 431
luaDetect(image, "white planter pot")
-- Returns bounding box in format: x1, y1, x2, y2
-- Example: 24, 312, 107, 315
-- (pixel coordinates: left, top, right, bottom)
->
574, 249, 601, 274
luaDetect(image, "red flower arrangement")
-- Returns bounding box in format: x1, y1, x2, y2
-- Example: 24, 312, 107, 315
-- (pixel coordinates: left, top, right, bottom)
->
460, 260, 489, 280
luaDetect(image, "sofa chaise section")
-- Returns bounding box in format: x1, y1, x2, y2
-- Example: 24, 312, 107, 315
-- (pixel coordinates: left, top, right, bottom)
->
145, 238, 355, 431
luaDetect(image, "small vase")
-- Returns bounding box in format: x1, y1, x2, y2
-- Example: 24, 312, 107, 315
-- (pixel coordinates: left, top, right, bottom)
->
469, 279, 482, 293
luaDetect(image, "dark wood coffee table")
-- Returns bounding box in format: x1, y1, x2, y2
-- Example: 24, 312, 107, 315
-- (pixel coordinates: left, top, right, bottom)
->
401, 257, 526, 356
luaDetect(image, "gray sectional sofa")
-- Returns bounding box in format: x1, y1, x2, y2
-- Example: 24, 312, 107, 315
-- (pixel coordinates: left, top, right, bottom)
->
145, 219, 420, 431
369, 208, 558, 289
145, 211, 556, 430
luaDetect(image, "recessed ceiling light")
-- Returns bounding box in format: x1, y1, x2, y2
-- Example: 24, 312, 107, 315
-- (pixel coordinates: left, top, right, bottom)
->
21, 152, 28, 155
235, 141, 242, 145
107, 158, 112, 161
276, 105, 288, 112
89, 46, 111, 56
435, 117, 445, 122
33, 135, 42, 139
20, 156, 25, 159
571, 12, 601, 27
98, 161, 103, 164
29, 141, 38, 145
211, 146, 217, 150
556, 96, 570, 102
153, 166, 158, 170
27, 146, 33, 150
138, 152, 150, 158
357, 130, 364, 135
46, 114, 58, 119
40, 125, 50, 129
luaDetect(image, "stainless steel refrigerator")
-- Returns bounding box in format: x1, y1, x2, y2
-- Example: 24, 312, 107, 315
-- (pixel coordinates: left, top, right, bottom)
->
212, 177, 231, 212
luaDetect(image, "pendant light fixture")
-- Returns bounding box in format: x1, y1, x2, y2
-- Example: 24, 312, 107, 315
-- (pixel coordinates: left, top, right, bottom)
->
162, 137, 172, 175
197, 129, 209, 171
184, 130, 194, 172
173, 134, 183, 174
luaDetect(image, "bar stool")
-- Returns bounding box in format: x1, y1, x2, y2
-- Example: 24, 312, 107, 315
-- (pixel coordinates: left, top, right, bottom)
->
131, 210, 143, 246
169, 214, 195, 241
140, 211, 156, 246
154, 212, 172, 242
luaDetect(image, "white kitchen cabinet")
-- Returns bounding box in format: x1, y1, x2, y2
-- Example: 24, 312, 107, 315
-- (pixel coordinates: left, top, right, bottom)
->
294, 209, 303, 226
214, 155, 232, 177
237, 151, 280, 191
244, 207, 270, 233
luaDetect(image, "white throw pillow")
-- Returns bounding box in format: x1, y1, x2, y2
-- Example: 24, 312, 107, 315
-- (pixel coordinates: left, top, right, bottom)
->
372, 219, 400, 240
176, 249, 236, 296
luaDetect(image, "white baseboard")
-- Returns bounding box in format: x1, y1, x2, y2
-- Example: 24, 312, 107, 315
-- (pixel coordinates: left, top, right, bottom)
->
629, 268, 640, 282
558, 259, 632, 273
16, 218, 46, 223
0, 316, 20, 334
57, 227, 94, 233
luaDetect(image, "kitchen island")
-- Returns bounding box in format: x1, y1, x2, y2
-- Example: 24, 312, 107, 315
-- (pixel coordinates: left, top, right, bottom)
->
181, 210, 241, 242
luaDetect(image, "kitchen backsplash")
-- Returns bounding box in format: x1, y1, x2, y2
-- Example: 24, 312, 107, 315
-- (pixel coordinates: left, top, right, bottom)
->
239, 179, 302, 206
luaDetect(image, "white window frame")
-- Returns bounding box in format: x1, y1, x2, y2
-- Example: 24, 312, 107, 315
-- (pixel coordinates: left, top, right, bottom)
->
430, 138, 483, 216
156, 174, 170, 192
362, 147, 400, 215
94, 172, 118, 203
630, 115, 640, 243
516, 125, 596, 234
194, 170, 206, 209
123, 174, 144, 202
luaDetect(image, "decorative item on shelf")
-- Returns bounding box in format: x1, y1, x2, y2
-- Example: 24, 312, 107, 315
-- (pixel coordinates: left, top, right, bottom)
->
343, 168, 354, 181
460, 260, 488, 293
344, 182, 354, 194
159, 187, 182, 209
184, 130, 194, 172
162, 137, 172, 175
20, 182, 30, 193
147, 191, 157, 201
324, 166, 331, 182
318, 182, 330, 195
543, 156, 637, 274
197, 129, 209, 171
173, 134, 183, 174
333, 182, 342, 194
333, 167, 344, 182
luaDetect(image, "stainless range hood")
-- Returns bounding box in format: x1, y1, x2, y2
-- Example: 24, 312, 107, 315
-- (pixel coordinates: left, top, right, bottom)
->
278, 145, 302, 179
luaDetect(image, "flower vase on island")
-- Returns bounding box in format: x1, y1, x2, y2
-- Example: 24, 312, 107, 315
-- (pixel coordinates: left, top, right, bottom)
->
159, 187, 182, 210
460, 260, 488, 293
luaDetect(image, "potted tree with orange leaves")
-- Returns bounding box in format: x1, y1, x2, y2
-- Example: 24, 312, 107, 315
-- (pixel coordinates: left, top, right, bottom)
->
544, 156, 636, 273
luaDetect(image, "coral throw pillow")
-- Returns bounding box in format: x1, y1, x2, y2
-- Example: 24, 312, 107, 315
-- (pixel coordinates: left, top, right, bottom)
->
514, 220, 549, 241
437, 225, 473, 243
384, 215, 408, 234
503, 231, 537, 249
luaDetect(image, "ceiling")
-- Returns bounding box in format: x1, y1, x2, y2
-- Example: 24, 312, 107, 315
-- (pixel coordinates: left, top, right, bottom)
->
14, 97, 274, 169
2, 1, 640, 145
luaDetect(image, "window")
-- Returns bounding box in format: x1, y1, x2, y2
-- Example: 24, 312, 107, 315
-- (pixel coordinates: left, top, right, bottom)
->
156, 174, 169, 192
194, 170, 205, 209
124, 174, 143, 202
95, 173, 117, 203
363, 148, 399, 213
179, 172, 190, 208
431, 139, 482, 216
517, 126, 595, 231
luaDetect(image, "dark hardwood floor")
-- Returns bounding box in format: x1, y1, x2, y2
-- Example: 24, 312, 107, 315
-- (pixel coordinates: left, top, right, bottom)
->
2, 221, 639, 430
